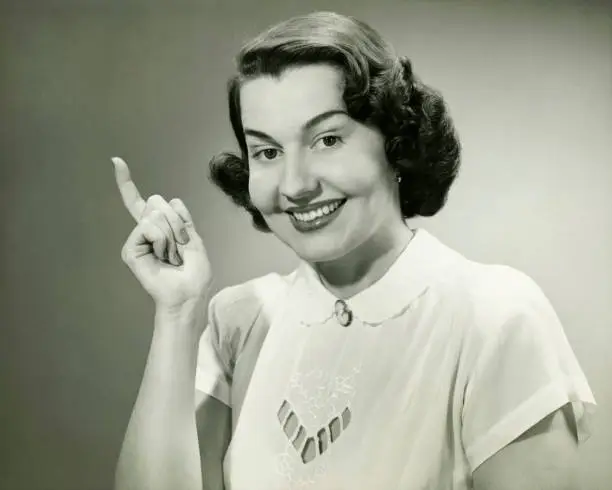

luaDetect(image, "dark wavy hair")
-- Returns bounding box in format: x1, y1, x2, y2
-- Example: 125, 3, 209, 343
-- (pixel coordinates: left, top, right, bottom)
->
209, 11, 461, 232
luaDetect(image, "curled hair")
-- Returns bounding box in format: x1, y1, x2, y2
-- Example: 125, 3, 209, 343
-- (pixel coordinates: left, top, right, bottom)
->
209, 11, 461, 232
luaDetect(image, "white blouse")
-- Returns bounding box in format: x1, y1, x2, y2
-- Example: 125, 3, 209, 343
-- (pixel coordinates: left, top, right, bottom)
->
195, 228, 596, 490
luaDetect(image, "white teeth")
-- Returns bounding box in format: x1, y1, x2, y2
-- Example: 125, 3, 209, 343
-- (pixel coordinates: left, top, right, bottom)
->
292, 201, 342, 222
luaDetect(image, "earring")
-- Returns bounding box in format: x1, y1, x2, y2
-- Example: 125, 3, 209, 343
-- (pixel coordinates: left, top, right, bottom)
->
395, 172, 402, 183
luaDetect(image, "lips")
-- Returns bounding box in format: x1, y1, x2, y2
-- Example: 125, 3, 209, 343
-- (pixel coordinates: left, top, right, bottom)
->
288, 199, 347, 233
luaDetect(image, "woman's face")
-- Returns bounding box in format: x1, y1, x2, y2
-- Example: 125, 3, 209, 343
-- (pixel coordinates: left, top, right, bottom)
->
241, 63, 402, 263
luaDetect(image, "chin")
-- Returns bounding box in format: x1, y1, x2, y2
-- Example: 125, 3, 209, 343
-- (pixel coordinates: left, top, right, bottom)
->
289, 237, 353, 264
267, 216, 356, 263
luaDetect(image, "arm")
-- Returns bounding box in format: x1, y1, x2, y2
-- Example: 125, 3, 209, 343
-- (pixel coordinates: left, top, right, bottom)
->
111, 157, 230, 489
115, 303, 211, 490
473, 404, 581, 490
195, 390, 232, 490
461, 267, 595, 489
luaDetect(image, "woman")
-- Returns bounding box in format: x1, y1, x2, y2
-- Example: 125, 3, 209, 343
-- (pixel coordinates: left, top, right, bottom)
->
114, 11, 596, 490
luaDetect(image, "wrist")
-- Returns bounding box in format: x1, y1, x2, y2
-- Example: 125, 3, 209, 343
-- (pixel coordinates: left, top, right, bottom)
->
154, 297, 207, 336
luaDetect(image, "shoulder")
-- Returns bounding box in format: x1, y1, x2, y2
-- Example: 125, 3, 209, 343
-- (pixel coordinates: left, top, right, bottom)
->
436, 258, 558, 345
200, 271, 295, 371
414, 231, 549, 327
455, 261, 548, 315
209, 271, 292, 328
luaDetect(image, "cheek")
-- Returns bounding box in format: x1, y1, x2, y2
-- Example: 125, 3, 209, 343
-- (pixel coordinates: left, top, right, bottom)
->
333, 137, 390, 194
248, 170, 276, 212
337, 160, 389, 196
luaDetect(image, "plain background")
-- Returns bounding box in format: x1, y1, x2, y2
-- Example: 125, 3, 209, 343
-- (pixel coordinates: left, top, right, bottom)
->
1, 1, 610, 489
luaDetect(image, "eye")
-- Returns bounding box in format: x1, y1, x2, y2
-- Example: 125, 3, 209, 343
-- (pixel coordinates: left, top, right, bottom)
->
252, 148, 281, 161
314, 135, 343, 150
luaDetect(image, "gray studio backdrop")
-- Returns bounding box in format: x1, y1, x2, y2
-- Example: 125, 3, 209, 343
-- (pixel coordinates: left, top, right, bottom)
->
1, 1, 611, 489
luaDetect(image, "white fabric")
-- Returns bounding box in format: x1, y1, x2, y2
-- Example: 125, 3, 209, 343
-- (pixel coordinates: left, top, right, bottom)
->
195, 228, 596, 490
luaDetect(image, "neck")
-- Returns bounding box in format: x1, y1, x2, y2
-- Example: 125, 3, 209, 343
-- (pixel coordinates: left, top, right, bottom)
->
313, 221, 414, 300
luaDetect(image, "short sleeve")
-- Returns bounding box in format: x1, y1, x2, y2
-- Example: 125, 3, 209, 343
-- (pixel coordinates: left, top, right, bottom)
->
195, 291, 234, 407
461, 268, 597, 472
194, 273, 288, 408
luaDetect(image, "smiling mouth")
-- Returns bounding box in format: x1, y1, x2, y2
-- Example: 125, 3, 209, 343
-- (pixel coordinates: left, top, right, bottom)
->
288, 199, 346, 222
287, 199, 347, 233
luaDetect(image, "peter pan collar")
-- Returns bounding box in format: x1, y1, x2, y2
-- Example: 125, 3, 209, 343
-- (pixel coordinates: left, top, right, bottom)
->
288, 228, 464, 327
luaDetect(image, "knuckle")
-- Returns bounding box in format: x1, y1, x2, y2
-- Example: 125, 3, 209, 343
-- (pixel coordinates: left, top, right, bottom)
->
138, 218, 164, 242
165, 212, 183, 230
147, 194, 167, 209
144, 194, 166, 215
147, 209, 163, 222
120, 244, 131, 264
149, 224, 165, 240
147, 194, 164, 205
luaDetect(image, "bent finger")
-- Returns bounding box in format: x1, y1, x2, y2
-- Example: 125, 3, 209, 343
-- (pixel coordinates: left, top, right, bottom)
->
169, 198, 193, 225
138, 214, 168, 263
149, 195, 189, 246
148, 208, 182, 265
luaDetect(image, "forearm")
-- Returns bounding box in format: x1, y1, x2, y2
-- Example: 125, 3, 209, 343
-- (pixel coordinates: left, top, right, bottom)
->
115, 303, 205, 490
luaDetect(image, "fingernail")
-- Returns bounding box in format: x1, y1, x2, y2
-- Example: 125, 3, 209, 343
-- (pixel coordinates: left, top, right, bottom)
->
180, 228, 190, 244
175, 252, 183, 266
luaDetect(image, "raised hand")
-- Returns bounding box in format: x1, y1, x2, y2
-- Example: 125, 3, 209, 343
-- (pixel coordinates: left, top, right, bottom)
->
112, 157, 212, 310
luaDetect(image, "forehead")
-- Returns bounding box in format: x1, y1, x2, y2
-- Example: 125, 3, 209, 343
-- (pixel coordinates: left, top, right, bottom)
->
240, 64, 346, 133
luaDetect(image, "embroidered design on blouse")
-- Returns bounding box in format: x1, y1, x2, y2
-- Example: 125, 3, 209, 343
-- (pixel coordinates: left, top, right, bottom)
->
275, 446, 328, 490
272, 363, 363, 487
277, 399, 352, 464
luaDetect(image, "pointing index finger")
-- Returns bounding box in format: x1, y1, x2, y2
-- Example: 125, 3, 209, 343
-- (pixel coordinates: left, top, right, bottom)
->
112, 157, 146, 221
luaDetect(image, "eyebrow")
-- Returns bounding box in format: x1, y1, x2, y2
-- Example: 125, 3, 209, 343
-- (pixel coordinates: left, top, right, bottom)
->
244, 109, 348, 146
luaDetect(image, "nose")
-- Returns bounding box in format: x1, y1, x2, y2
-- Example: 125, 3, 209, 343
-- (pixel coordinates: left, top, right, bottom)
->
278, 151, 319, 202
